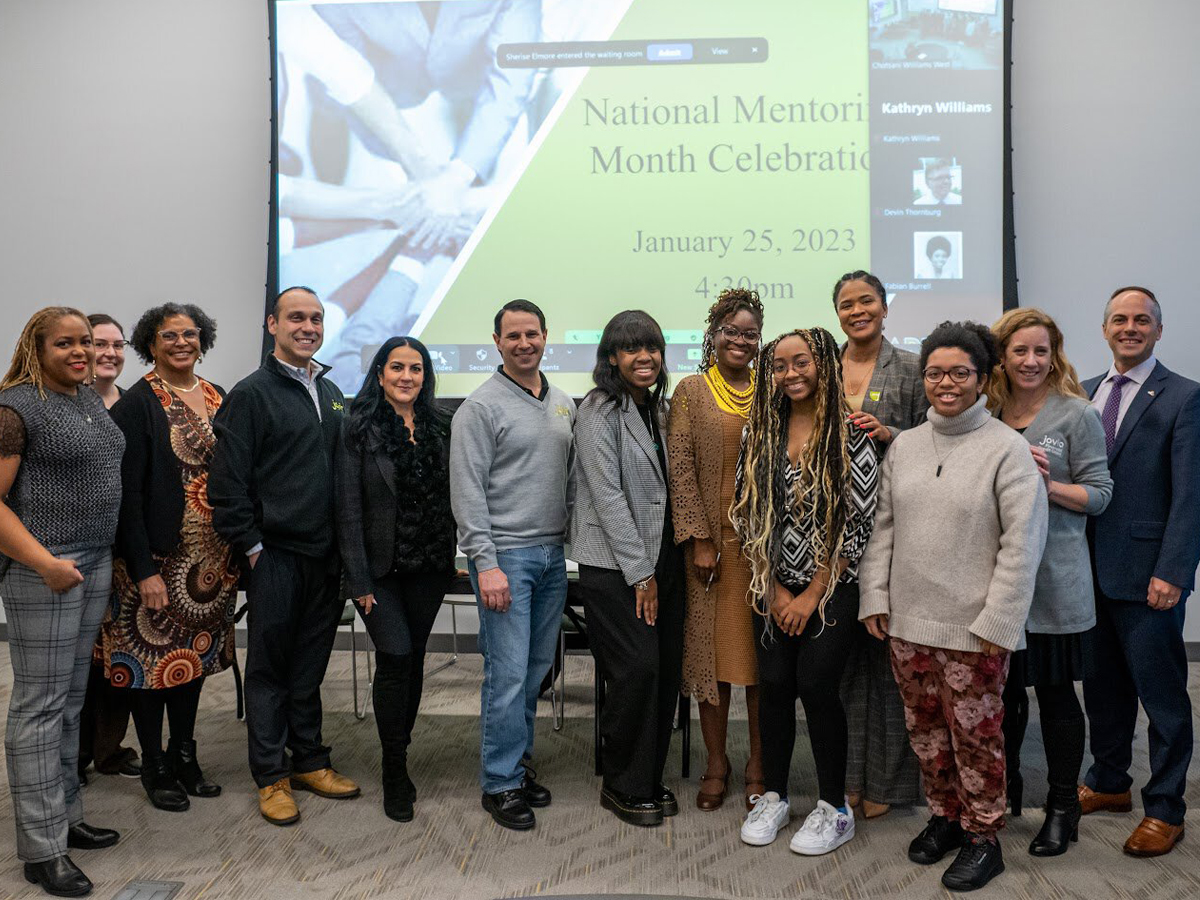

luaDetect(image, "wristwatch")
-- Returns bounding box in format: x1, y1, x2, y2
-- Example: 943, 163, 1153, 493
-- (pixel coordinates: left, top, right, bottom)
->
633, 577, 653, 592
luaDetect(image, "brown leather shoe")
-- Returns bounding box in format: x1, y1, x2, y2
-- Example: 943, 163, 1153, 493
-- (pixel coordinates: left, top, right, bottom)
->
1078, 784, 1133, 815
1123, 817, 1184, 856
696, 762, 730, 811
258, 778, 300, 826
291, 767, 361, 799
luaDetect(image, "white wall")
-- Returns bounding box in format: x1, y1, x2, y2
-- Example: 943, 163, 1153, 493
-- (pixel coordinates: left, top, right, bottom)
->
0, 0, 269, 391
1, 0, 1198, 636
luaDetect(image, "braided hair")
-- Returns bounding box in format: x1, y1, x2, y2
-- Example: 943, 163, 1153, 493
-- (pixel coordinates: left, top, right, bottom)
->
698, 288, 765, 372
1, 307, 92, 398
731, 326, 853, 625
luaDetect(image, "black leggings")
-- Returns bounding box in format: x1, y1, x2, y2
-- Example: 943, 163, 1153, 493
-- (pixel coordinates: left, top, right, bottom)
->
129, 678, 204, 756
367, 571, 450, 760
755, 582, 860, 806
1003, 677, 1085, 800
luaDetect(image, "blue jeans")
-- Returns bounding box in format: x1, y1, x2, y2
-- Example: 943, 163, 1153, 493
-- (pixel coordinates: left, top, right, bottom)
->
469, 544, 567, 793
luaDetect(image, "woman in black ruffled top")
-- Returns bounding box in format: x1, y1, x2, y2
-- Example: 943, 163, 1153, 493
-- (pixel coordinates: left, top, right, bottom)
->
335, 336, 455, 823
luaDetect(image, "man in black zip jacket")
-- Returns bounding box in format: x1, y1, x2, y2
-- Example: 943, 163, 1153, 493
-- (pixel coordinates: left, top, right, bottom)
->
208, 286, 360, 826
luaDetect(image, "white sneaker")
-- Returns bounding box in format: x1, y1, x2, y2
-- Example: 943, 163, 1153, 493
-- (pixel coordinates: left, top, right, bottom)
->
789, 800, 855, 856
740, 791, 791, 846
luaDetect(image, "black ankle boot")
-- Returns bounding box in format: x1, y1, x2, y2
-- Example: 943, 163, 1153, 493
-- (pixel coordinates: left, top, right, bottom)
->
140, 750, 190, 812
942, 833, 1004, 892
382, 752, 415, 822
1029, 789, 1081, 857
168, 739, 221, 798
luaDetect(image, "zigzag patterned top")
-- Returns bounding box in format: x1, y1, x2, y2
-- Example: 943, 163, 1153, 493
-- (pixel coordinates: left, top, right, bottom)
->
776, 425, 879, 586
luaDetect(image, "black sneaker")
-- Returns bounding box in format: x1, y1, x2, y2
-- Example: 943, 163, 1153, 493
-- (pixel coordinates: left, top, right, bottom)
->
941, 833, 1004, 892
482, 789, 536, 830
908, 815, 965, 864
521, 762, 551, 808
600, 785, 663, 827
657, 784, 679, 817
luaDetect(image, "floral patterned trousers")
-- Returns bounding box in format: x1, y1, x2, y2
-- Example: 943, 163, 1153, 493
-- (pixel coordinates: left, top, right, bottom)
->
890, 638, 1011, 836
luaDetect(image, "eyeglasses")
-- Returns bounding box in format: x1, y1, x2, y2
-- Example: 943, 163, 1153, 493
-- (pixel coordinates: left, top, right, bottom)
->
93, 340, 126, 351
158, 329, 201, 343
715, 325, 761, 344
922, 366, 978, 384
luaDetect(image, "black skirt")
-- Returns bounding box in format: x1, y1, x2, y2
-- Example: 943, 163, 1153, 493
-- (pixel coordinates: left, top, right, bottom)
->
1009, 629, 1095, 688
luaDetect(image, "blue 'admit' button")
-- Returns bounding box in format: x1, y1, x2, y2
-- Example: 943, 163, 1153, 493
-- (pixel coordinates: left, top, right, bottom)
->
647, 43, 693, 62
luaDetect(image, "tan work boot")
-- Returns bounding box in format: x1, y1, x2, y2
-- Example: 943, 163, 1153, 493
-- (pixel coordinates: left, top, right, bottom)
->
259, 778, 300, 826
291, 767, 361, 799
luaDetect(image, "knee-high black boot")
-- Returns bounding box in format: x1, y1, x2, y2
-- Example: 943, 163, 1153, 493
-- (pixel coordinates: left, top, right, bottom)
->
374, 651, 414, 822
1001, 679, 1028, 817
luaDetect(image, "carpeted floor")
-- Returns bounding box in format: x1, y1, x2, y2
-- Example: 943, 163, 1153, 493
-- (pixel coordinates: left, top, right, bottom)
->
0, 643, 1196, 899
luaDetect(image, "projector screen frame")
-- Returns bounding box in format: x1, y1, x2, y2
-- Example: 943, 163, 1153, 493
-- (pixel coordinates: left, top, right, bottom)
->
262, 0, 1019, 401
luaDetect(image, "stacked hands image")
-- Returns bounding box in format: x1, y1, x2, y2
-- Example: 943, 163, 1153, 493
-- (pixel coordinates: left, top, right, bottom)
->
2, 276, 1197, 897
275, 0, 615, 391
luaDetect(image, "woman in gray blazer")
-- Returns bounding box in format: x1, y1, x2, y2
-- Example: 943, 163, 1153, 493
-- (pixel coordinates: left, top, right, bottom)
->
834, 270, 927, 819
571, 310, 683, 828
989, 308, 1113, 856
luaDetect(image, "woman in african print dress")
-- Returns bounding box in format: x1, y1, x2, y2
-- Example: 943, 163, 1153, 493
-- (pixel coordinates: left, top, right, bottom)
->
103, 303, 238, 813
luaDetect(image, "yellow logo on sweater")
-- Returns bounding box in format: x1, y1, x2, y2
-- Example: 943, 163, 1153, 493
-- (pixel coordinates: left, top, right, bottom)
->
331, 401, 344, 411
554, 405, 571, 417
868, 390, 881, 401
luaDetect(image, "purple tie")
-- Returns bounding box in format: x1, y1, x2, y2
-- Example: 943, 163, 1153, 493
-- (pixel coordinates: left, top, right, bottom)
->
1101, 374, 1131, 454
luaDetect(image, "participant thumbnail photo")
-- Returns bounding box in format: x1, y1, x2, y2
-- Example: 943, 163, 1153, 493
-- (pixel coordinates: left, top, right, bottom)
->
913, 157, 962, 205
913, 231, 963, 280
869, 0, 1002, 70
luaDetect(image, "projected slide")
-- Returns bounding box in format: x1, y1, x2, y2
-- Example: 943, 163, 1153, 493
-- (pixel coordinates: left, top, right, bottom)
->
273, 0, 1006, 396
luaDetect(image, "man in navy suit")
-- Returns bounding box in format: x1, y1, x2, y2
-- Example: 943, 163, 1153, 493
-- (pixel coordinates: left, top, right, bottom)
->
1078, 286, 1200, 857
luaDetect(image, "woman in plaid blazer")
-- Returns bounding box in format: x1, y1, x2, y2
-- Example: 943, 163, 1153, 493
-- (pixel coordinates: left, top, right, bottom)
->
570, 310, 684, 828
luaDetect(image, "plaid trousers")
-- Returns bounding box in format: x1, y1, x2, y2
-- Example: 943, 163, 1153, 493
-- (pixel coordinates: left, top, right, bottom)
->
1, 546, 111, 863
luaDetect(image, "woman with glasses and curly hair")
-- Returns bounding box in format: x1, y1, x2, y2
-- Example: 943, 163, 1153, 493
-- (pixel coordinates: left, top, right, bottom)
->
858, 321, 1048, 891
667, 287, 767, 811
731, 326, 878, 856
102, 303, 236, 815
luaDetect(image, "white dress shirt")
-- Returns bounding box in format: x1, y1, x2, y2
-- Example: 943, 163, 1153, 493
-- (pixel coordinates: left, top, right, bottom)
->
1090, 355, 1157, 435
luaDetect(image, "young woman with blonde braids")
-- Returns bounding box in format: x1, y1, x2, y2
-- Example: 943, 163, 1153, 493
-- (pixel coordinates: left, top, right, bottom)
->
667, 288, 766, 811
732, 326, 878, 856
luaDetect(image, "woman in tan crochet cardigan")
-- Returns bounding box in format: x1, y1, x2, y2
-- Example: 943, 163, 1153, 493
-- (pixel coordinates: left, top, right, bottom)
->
667, 288, 766, 811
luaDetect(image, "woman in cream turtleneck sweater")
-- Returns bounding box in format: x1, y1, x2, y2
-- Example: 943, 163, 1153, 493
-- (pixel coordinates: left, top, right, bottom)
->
858, 321, 1048, 893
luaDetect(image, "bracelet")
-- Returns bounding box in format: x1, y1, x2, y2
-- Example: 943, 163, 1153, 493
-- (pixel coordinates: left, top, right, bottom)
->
633, 577, 653, 592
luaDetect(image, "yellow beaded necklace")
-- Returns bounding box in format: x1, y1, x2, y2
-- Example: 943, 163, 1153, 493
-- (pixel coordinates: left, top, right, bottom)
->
704, 363, 755, 418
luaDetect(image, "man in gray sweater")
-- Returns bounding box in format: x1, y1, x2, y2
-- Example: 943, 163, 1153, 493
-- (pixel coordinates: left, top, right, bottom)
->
450, 299, 576, 831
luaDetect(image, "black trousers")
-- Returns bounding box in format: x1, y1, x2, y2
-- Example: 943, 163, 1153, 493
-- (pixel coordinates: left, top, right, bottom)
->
756, 581, 860, 807
1083, 589, 1192, 824
363, 571, 451, 759
580, 537, 684, 798
78, 662, 134, 773
245, 546, 343, 788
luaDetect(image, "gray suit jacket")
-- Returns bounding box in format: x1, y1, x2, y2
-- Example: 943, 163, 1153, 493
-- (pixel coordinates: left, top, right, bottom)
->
853, 340, 929, 448
570, 391, 668, 585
